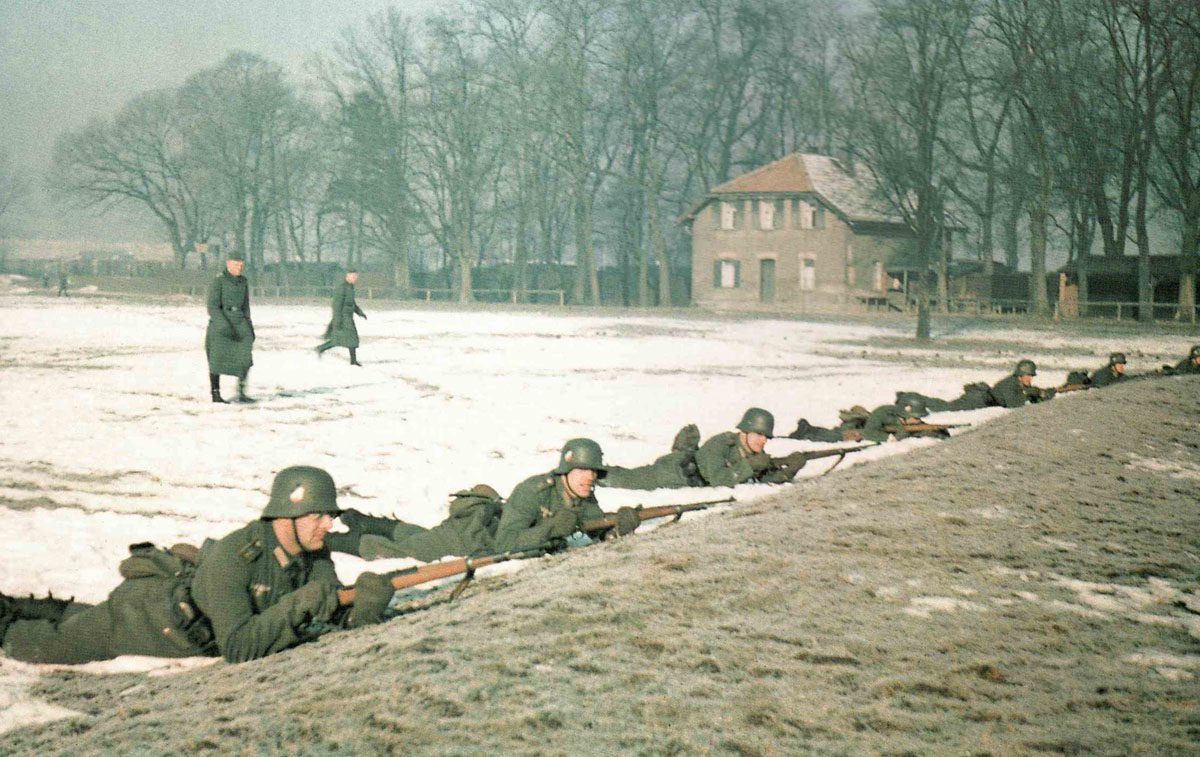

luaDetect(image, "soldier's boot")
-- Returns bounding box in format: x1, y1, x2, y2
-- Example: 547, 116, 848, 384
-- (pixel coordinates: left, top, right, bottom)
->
340, 509, 398, 538
671, 423, 700, 452
209, 374, 227, 404
10, 591, 72, 624
787, 419, 815, 440
315, 341, 331, 358
349, 348, 363, 367
236, 377, 256, 404
0, 593, 15, 644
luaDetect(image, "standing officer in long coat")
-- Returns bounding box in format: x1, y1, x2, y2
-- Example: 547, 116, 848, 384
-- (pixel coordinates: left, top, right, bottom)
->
205, 249, 256, 403
316, 268, 367, 366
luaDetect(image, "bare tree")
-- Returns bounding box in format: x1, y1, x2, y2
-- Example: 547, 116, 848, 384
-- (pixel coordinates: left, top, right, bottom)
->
321, 9, 421, 293
1152, 1, 1200, 321
0, 150, 30, 232
179, 52, 303, 270
50, 90, 212, 269
408, 14, 506, 302
844, 0, 973, 338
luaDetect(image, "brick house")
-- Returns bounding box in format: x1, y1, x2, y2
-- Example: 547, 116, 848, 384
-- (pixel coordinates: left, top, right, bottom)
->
680, 153, 922, 309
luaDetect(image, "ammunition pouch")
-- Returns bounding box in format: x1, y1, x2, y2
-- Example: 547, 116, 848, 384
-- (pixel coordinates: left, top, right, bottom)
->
120, 542, 217, 655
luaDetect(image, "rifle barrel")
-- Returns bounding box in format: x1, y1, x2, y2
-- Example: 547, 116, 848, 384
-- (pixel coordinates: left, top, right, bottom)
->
579, 497, 732, 534
337, 548, 544, 606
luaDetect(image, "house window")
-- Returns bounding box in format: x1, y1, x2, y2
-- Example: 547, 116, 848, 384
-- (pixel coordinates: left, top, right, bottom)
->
799, 256, 816, 291
798, 200, 815, 229
873, 261, 885, 291
758, 200, 775, 230
720, 202, 737, 230
814, 205, 826, 228
713, 258, 741, 288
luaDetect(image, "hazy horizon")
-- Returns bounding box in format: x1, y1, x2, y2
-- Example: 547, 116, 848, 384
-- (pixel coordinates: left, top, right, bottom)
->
0, 0, 440, 242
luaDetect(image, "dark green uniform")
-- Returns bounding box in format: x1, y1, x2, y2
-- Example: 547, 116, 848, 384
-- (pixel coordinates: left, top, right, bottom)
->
988, 375, 1054, 408
493, 473, 604, 552
693, 431, 795, 486
322, 281, 364, 349
603, 451, 697, 490
190, 520, 340, 663
897, 382, 992, 413
1089, 364, 1125, 387
1172, 357, 1200, 375
860, 404, 916, 442
205, 270, 255, 378
358, 491, 504, 561
2, 566, 213, 664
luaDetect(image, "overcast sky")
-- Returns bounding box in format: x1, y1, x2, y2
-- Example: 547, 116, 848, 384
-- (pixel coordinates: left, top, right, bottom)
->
0, 0, 440, 240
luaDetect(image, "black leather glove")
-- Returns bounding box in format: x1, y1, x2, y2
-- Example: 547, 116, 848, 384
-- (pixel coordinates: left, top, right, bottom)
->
543, 507, 579, 539
746, 452, 773, 474
222, 318, 238, 340
614, 506, 641, 536
347, 572, 392, 628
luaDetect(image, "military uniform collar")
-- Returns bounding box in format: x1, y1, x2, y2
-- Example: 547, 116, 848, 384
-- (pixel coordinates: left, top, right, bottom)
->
260, 521, 304, 570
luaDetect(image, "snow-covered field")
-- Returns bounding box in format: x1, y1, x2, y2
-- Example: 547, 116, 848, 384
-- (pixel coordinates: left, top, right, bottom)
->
0, 279, 1195, 735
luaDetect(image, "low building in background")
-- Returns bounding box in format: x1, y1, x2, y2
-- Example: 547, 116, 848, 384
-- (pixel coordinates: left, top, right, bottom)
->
681, 153, 946, 310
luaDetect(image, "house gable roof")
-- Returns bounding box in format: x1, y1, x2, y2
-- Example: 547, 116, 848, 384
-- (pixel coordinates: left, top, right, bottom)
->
682, 153, 907, 227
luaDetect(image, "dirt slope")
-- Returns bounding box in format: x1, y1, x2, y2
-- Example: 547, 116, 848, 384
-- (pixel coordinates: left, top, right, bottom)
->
8, 376, 1200, 755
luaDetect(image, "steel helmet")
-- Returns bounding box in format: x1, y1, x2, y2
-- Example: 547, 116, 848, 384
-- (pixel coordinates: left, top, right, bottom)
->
736, 407, 775, 438
553, 438, 608, 477
1014, 359, 1037, 377
1190, 344, 1200, 359
898, 397, 928, 417
262, 466, 341, 519
1108, 352, 1126, 365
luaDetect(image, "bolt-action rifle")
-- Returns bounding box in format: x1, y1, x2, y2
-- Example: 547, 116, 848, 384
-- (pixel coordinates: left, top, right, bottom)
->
578, 497, 734, 536
1055, 383, 1091, 394
336, 545, 547, 606
881, 421, 971, 434
770, 442, 879, 478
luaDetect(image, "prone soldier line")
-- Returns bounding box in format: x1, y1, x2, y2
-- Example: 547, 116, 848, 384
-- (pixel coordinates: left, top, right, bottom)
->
12, 251, 1196, 665
8, 348, 1199, 665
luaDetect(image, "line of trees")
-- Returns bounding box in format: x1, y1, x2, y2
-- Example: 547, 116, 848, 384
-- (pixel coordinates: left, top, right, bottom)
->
48, 0, 1199, 316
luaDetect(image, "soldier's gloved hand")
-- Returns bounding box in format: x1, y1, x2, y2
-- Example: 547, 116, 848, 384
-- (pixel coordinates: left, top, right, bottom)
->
360, 311, 367, 320
614, 506, 641, 536
781, 450, 809, 473
746, 452, 773, 474
543, 507, 579, 539
347, 572, 393, 628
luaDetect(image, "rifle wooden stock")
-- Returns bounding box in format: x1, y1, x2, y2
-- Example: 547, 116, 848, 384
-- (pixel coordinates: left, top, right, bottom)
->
578, 497, 733, 535
337, 547, 545, 606
1056, 383, 1090, 393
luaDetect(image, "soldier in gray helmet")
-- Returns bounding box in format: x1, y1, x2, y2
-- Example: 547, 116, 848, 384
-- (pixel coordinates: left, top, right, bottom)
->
205, 249, 256, 403
897, 358, 1054, 412
694, 408, 805, 487
1, 466, 393, 664
989, 359, 1056, 408
492, 438, 642, 552
1168, 344, 1200, 375
791, 398, 935, 444
1089, 352, 1128, 387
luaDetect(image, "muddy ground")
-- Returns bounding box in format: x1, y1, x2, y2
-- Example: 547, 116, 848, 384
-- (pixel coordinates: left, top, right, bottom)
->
6, 375, 1200, 755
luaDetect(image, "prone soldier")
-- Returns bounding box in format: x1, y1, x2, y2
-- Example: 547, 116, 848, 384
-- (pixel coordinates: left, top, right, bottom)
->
0, 466, 392, 664
694, 408, 809, 487
1088, 352, 1127, 388
492, 438, 642, 552
790, 399, 935, 443
898, 359, 1053, 411
1167, 344, 1200, 375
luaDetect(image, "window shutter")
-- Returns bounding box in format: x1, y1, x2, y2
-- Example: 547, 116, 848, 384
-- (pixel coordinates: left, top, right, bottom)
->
713, 261, 722, 287
733, 260, 742, 288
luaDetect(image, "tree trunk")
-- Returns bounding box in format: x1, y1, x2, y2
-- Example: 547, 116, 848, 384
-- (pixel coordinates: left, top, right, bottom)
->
1028, 185, 1050, 317
646, 188, 670, 307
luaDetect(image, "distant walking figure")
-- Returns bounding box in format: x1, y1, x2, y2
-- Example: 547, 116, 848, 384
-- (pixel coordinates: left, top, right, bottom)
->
316, 269, 367, 366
